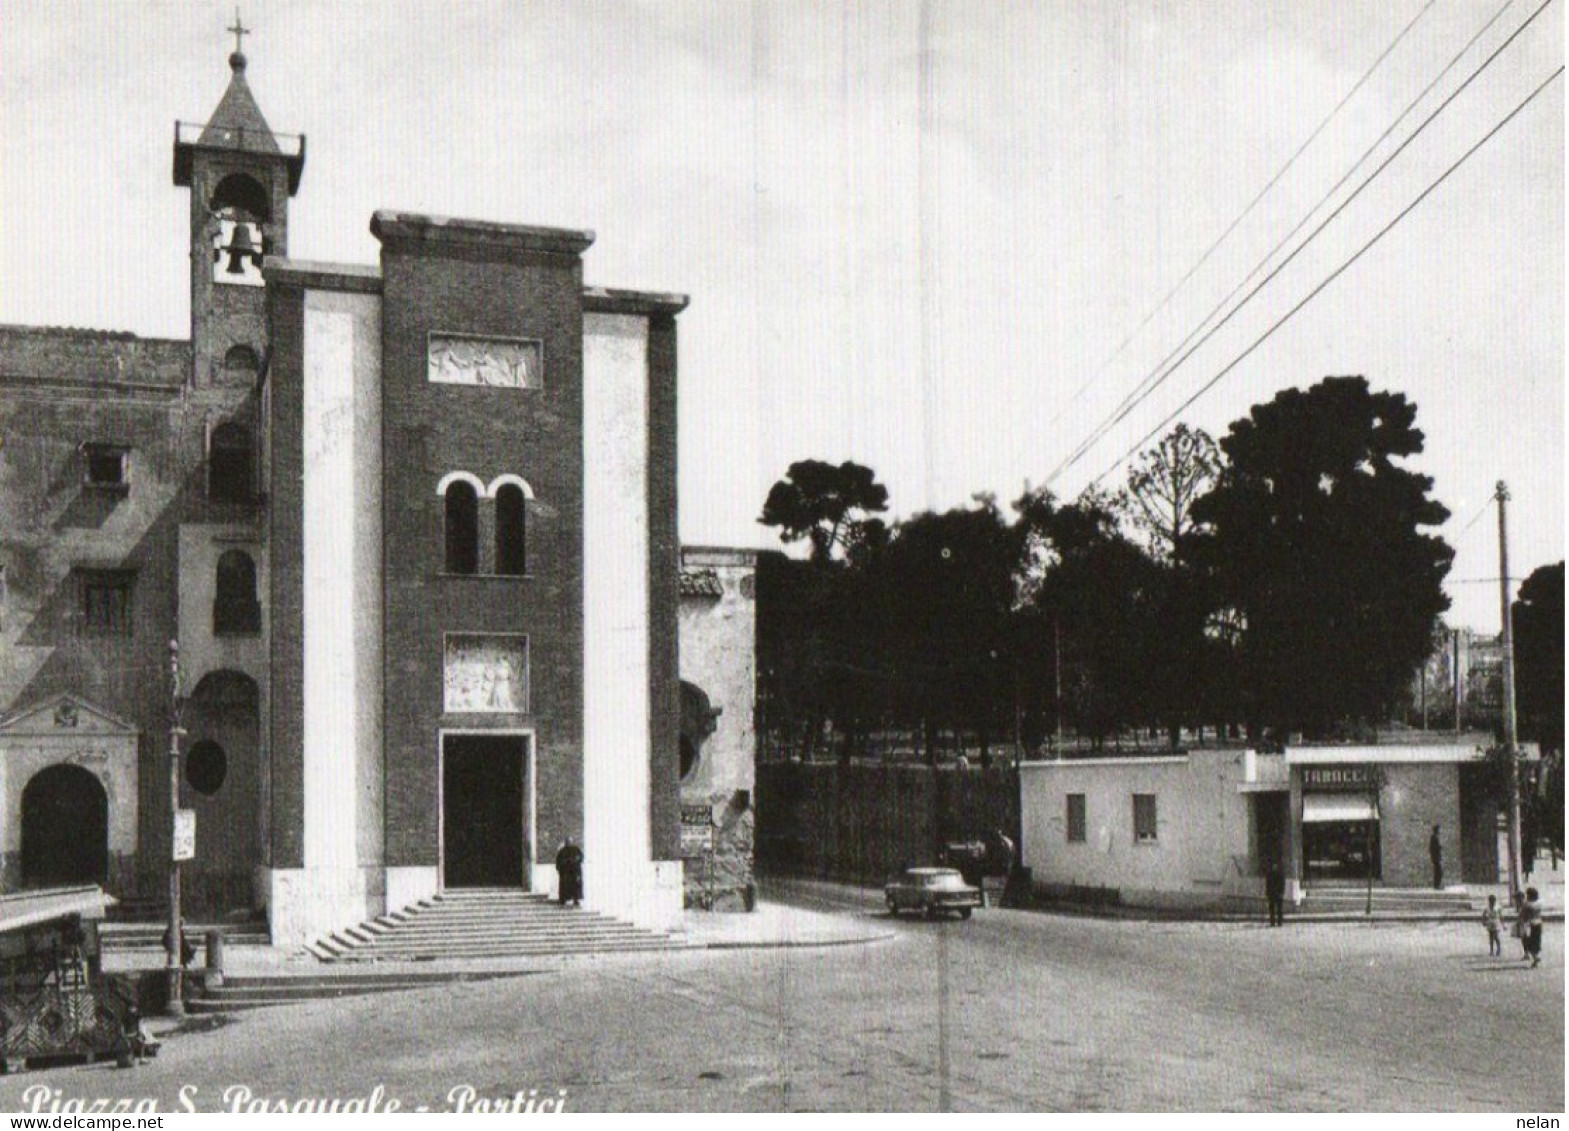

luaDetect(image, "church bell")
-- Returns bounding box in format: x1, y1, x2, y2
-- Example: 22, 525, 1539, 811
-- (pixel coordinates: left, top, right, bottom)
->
224, 222, 257, 275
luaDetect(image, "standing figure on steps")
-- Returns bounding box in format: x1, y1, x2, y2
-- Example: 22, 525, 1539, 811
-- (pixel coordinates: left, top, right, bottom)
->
556, 837, 584, 908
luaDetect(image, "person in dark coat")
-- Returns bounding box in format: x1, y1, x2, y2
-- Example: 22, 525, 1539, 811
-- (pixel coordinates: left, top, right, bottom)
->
161, 919, 196, 968
1429, 824, 1444, 890
1265, 862, 1286, 927
555, 838, 584, 908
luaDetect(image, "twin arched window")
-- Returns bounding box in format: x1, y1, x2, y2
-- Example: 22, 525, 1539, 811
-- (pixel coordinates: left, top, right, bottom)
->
442, 474, 532, 577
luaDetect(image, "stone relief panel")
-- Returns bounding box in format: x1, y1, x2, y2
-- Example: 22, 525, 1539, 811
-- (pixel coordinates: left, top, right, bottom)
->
428, 335, 543, 389
444, 634, 529, 713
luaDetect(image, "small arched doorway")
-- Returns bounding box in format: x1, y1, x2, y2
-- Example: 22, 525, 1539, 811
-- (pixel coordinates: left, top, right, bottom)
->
22, 765, 108, 887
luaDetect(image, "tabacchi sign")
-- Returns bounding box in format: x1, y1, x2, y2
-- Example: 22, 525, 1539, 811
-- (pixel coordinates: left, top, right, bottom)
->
1301, 765, 1375, 791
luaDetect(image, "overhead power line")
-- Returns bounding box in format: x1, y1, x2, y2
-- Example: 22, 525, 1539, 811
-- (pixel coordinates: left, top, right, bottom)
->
1453, 498, 1496, 540
1048, 0, 1521, 487
1052, 0, 1557, 488
1042, 0, 1438, 432
1086, 63, 1565, 488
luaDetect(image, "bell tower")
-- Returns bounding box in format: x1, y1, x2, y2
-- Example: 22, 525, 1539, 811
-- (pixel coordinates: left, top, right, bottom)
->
173, 18, 305, 388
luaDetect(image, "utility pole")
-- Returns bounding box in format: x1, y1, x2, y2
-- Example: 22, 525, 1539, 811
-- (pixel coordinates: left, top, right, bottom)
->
1497, 482, 1523, 902
166, 640, 186, 1018
1053, 614, 1064, 755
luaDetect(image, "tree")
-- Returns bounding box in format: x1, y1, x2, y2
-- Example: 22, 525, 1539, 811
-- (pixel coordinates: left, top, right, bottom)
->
872, 499, 1025, 761
1125, 423, 1221, 563
759, 460, 890, 564
1513, 561, 1564, 859
1190, 377, 1454, 737
1016, 488, 1171, 745
1513, 562, 1564, 753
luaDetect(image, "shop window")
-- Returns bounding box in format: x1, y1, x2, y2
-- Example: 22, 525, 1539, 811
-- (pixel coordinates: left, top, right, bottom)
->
209, 422, 254, 503
79, 569, 133, 637
1066, 794, 1087, 843
213, 549, 261, 635
82, 444, 129, 491
495, 483, 527, 576
186, 740, 228, 796
1132, 794, 1158, 843
444, 480, 479, 575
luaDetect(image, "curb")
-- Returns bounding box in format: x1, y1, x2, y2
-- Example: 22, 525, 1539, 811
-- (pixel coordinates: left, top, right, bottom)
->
1015, 901, 1566, 925
701, 931, 897, 951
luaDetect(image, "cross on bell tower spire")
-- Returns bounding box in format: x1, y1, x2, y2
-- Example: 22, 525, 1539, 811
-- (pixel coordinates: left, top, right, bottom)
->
227, 8, 250, 67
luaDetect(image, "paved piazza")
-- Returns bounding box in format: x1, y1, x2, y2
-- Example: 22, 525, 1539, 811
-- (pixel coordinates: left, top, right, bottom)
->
2, 887, 1561, 1113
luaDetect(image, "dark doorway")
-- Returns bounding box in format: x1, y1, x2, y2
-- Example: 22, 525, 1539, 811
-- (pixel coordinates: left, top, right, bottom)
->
1253, 792, 1290, 874
22, 765, 108, 887
442, 734, 526, 889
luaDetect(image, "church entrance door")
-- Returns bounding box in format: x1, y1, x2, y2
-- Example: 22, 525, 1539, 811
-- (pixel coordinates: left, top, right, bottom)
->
441, 734, 527, 889
22, 764, 108, 887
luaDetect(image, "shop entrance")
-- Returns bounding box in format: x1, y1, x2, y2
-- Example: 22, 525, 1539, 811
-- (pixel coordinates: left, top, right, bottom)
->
441, 734, 528, 889
1302, 794, 1381, 882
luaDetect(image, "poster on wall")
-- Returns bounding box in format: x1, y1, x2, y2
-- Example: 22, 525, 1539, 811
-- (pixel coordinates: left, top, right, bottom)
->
173, 808, 196, 861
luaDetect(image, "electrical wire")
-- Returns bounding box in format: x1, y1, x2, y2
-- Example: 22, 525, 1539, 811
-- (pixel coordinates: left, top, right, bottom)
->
1048, 0, 1522, 487
1041, 0, 1439, 432
1086, 63, 1564, 488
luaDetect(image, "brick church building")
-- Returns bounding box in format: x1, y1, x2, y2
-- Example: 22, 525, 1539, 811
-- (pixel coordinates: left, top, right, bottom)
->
0, 43, 701, 944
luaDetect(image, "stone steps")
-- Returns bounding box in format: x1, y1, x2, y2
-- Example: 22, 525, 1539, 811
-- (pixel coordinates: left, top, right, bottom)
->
186, 971, 528, 1014
1297, 886, 1476, 914
100, 920, 270, 955
306, 891, 683, 964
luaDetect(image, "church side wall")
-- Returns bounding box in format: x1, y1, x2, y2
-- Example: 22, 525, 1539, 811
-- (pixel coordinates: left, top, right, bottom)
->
0, 331, 189, 902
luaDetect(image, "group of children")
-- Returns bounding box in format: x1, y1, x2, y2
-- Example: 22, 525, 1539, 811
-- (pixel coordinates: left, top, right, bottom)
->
1481, 888, 1545, 967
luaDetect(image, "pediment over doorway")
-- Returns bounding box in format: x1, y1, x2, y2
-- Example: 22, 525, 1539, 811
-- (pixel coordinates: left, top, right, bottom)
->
0, 693, 139, 738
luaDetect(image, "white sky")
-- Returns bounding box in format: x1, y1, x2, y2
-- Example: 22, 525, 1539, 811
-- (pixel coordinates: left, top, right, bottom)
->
1, 1, 1562, 631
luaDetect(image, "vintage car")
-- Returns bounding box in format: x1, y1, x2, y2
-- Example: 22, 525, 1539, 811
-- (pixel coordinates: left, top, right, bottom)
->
885, 867, 983, 919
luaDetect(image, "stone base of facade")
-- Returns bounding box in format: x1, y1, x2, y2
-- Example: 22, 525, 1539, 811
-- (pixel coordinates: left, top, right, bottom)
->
262, 865, 386, 947
592, 860, 684, 932
682, 804, 756, 912
385, 865, 439, 913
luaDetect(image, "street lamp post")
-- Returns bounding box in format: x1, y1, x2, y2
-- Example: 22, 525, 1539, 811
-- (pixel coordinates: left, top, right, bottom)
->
166, 640, 186, 1017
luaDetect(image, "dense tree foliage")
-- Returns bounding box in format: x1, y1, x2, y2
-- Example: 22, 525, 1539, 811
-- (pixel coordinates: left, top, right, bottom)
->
758, 381, 1487, 759
758, 459, 889, 563
1514, 562, 1564, 753
1513, 561, 1564, 857
1189, 377, 1453, 737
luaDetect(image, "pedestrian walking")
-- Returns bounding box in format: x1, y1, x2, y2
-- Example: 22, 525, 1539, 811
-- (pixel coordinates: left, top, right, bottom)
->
1482, 894, 1503, 957
1521, 886, 1544, 968
1512, 891, 1531, 959
1265, 862, 1286, 928
555, 837, 584, 908
1429, 824, 1443, 890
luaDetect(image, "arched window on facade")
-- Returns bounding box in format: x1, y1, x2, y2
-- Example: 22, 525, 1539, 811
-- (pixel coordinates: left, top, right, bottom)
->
214, 549, 261, 635
495, 483, 527, 576
223, 345, 261, 384
444, 480, 479, 574
209, 422, 254, 503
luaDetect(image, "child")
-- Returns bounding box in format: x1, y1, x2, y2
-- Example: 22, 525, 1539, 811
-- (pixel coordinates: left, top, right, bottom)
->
1482, 894, 1502, 957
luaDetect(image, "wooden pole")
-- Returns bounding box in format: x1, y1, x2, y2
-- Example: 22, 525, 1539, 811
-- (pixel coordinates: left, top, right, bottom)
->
1496, 483, 1523, 901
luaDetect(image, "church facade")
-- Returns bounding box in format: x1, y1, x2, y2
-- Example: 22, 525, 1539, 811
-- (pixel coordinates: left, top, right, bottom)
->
0, 47, 690, 944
